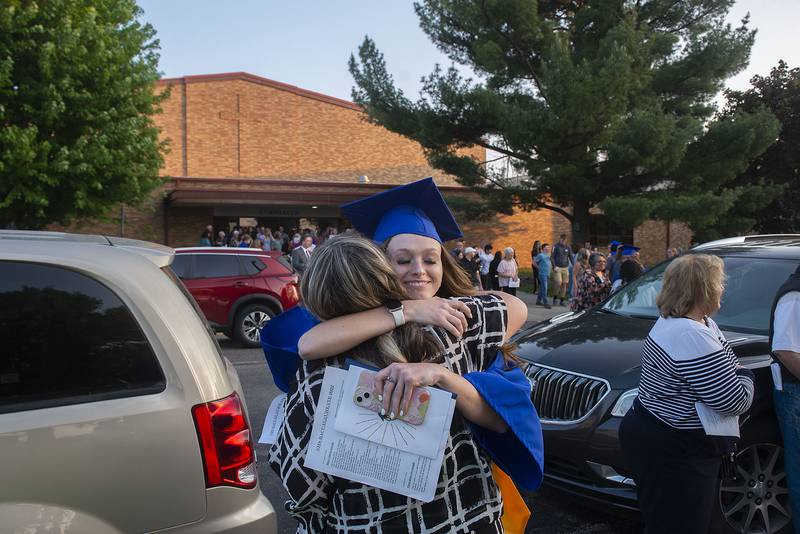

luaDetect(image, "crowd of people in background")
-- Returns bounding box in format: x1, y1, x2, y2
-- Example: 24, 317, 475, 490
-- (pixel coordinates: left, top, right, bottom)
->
529, 236, 684, 311
449, 240, 521, 295
199, 222, 683, 309
447, 234, 668, 311
199, 223, 340, 254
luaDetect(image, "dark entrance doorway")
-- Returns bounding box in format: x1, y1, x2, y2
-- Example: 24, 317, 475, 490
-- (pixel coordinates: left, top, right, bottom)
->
212, 205, 346, 239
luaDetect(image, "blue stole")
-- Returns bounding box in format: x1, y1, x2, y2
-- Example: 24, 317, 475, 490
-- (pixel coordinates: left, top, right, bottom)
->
464, 356, 544, 491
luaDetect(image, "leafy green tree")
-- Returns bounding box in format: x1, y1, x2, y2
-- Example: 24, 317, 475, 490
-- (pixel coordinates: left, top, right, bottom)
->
709, 61, 800, 238
0, 0, 166, 229
349, 0, 779, 243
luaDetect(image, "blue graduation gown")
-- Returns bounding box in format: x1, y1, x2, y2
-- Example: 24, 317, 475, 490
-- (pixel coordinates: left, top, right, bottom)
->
260, 306, 320, 393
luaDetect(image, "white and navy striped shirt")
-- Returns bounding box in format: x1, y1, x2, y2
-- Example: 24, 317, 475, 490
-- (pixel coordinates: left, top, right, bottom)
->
638, 316, 755, 430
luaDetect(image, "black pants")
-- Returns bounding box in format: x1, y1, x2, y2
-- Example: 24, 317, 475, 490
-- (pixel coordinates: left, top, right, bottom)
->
480, 273, 491, 291
619, 401, 721, 534
502, 286, 517, 296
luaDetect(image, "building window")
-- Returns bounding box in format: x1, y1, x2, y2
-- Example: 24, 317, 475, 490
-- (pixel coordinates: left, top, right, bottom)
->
587, 215, 634, 248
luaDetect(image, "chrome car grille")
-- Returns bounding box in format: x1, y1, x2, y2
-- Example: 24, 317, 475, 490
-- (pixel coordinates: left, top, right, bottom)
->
525, 364, 610, 423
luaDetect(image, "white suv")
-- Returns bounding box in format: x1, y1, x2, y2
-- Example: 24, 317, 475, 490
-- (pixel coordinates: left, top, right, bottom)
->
0, 231, 275, 533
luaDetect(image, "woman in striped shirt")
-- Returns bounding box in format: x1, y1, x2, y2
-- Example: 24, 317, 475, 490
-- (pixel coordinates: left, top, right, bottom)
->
619, 254, 755, 534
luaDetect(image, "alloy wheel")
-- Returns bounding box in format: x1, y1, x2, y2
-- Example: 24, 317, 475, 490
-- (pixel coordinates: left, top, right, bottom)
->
242, 310, 271, 343
719, 443, 791, 533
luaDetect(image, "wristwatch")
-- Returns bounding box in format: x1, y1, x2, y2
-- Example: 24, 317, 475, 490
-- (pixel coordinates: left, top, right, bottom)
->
385, 299, 405, 328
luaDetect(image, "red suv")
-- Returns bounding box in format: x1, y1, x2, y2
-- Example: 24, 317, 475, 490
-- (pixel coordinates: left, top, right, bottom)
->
173, 247, 300, 347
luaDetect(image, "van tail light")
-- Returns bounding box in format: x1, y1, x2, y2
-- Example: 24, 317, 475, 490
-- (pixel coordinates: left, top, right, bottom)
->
192, 392, 257, 489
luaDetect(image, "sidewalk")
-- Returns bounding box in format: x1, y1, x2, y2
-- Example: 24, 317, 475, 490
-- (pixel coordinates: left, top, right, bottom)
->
515, 290, 570, 326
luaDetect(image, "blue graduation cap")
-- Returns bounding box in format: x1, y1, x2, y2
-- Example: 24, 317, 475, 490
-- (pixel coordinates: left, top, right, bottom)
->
260, 306, 320, 393
340, 177, 463, 243
620, 245, 640, 256
609, 240, 622, 252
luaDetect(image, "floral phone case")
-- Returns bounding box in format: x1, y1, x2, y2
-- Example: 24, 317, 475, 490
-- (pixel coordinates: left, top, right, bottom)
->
353, 370, 430, 425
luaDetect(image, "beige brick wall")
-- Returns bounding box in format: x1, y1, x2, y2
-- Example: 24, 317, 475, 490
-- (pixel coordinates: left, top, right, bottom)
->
153, 84, 184, 177
458, 206, 571, 270
166, 207, 214, 247
156, 76, 478, 185
634, 220, 693, 266
49, 188, 166, 243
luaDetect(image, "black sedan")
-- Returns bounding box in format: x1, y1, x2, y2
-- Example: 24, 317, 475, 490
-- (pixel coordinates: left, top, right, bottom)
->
514, 236, 798, 534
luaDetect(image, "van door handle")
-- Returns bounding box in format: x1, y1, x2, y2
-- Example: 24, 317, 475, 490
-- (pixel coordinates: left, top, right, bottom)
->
234, 281, 250, 287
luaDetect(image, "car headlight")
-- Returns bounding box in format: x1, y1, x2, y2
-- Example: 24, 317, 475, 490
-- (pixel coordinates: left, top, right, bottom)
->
610, 388, 638, 417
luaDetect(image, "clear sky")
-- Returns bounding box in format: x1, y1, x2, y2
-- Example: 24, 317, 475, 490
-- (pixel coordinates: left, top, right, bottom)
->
137, 0, 800, 103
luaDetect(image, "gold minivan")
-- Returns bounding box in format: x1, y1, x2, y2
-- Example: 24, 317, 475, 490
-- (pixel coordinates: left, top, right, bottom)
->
0, 231, 276, 533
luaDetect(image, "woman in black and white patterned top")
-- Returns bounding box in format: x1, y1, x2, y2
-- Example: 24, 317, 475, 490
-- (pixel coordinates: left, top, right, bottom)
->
269, 235, 522, 534
619, 254, 755, 534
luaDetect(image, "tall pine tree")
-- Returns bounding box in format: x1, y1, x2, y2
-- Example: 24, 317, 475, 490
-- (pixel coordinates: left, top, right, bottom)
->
349, 0, 779, 243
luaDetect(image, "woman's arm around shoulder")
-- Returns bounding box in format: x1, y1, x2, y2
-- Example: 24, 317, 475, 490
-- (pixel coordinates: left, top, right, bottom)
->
297, 298, 475, 359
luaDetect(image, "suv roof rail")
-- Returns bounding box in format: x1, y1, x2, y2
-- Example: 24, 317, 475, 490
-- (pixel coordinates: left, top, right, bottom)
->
175, 247, 282, 254
693, 234, 800, 250
743, 234, 800, 241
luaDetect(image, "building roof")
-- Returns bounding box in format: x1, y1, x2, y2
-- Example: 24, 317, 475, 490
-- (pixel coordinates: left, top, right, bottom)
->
157, 72, 362, 111
166, 176, 470, 207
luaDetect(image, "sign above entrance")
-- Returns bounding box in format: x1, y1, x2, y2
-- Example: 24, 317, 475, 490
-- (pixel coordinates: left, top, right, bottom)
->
214, 205, 340, 218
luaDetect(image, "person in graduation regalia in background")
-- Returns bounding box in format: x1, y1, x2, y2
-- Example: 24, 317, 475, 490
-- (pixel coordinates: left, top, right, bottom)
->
262, 178, 544, 533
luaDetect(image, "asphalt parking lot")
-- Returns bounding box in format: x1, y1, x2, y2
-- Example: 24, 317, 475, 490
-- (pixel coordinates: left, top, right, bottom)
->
222, 338, 644, 534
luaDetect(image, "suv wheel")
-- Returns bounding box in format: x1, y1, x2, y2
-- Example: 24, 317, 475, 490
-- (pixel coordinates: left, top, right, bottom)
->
235, 304, 274, 348
715, 443, 792, 533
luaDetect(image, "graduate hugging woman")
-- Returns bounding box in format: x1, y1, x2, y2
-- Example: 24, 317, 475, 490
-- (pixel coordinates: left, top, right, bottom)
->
263, 178, 544, 534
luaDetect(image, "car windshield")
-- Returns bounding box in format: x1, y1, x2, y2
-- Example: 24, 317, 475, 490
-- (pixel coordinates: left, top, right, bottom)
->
603, 255, 799, 334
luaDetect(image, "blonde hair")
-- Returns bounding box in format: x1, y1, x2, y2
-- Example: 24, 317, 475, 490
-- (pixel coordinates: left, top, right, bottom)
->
438, 244, 477, 297
301, 234, 442, 367
657, 254, 725, 318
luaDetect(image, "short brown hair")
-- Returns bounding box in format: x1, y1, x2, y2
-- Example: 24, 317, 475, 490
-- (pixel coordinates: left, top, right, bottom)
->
657, 254, 725, 318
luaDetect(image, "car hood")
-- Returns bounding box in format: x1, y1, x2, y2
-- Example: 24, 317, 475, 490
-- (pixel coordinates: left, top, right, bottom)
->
515, 310, 650, 390
514, 309, 770, 390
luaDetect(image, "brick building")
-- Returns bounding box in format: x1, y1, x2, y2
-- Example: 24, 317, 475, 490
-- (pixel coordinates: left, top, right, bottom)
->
70, 72, 690, 267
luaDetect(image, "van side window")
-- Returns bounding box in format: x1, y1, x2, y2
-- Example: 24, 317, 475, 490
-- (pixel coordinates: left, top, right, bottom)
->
0, 262, 165, 413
